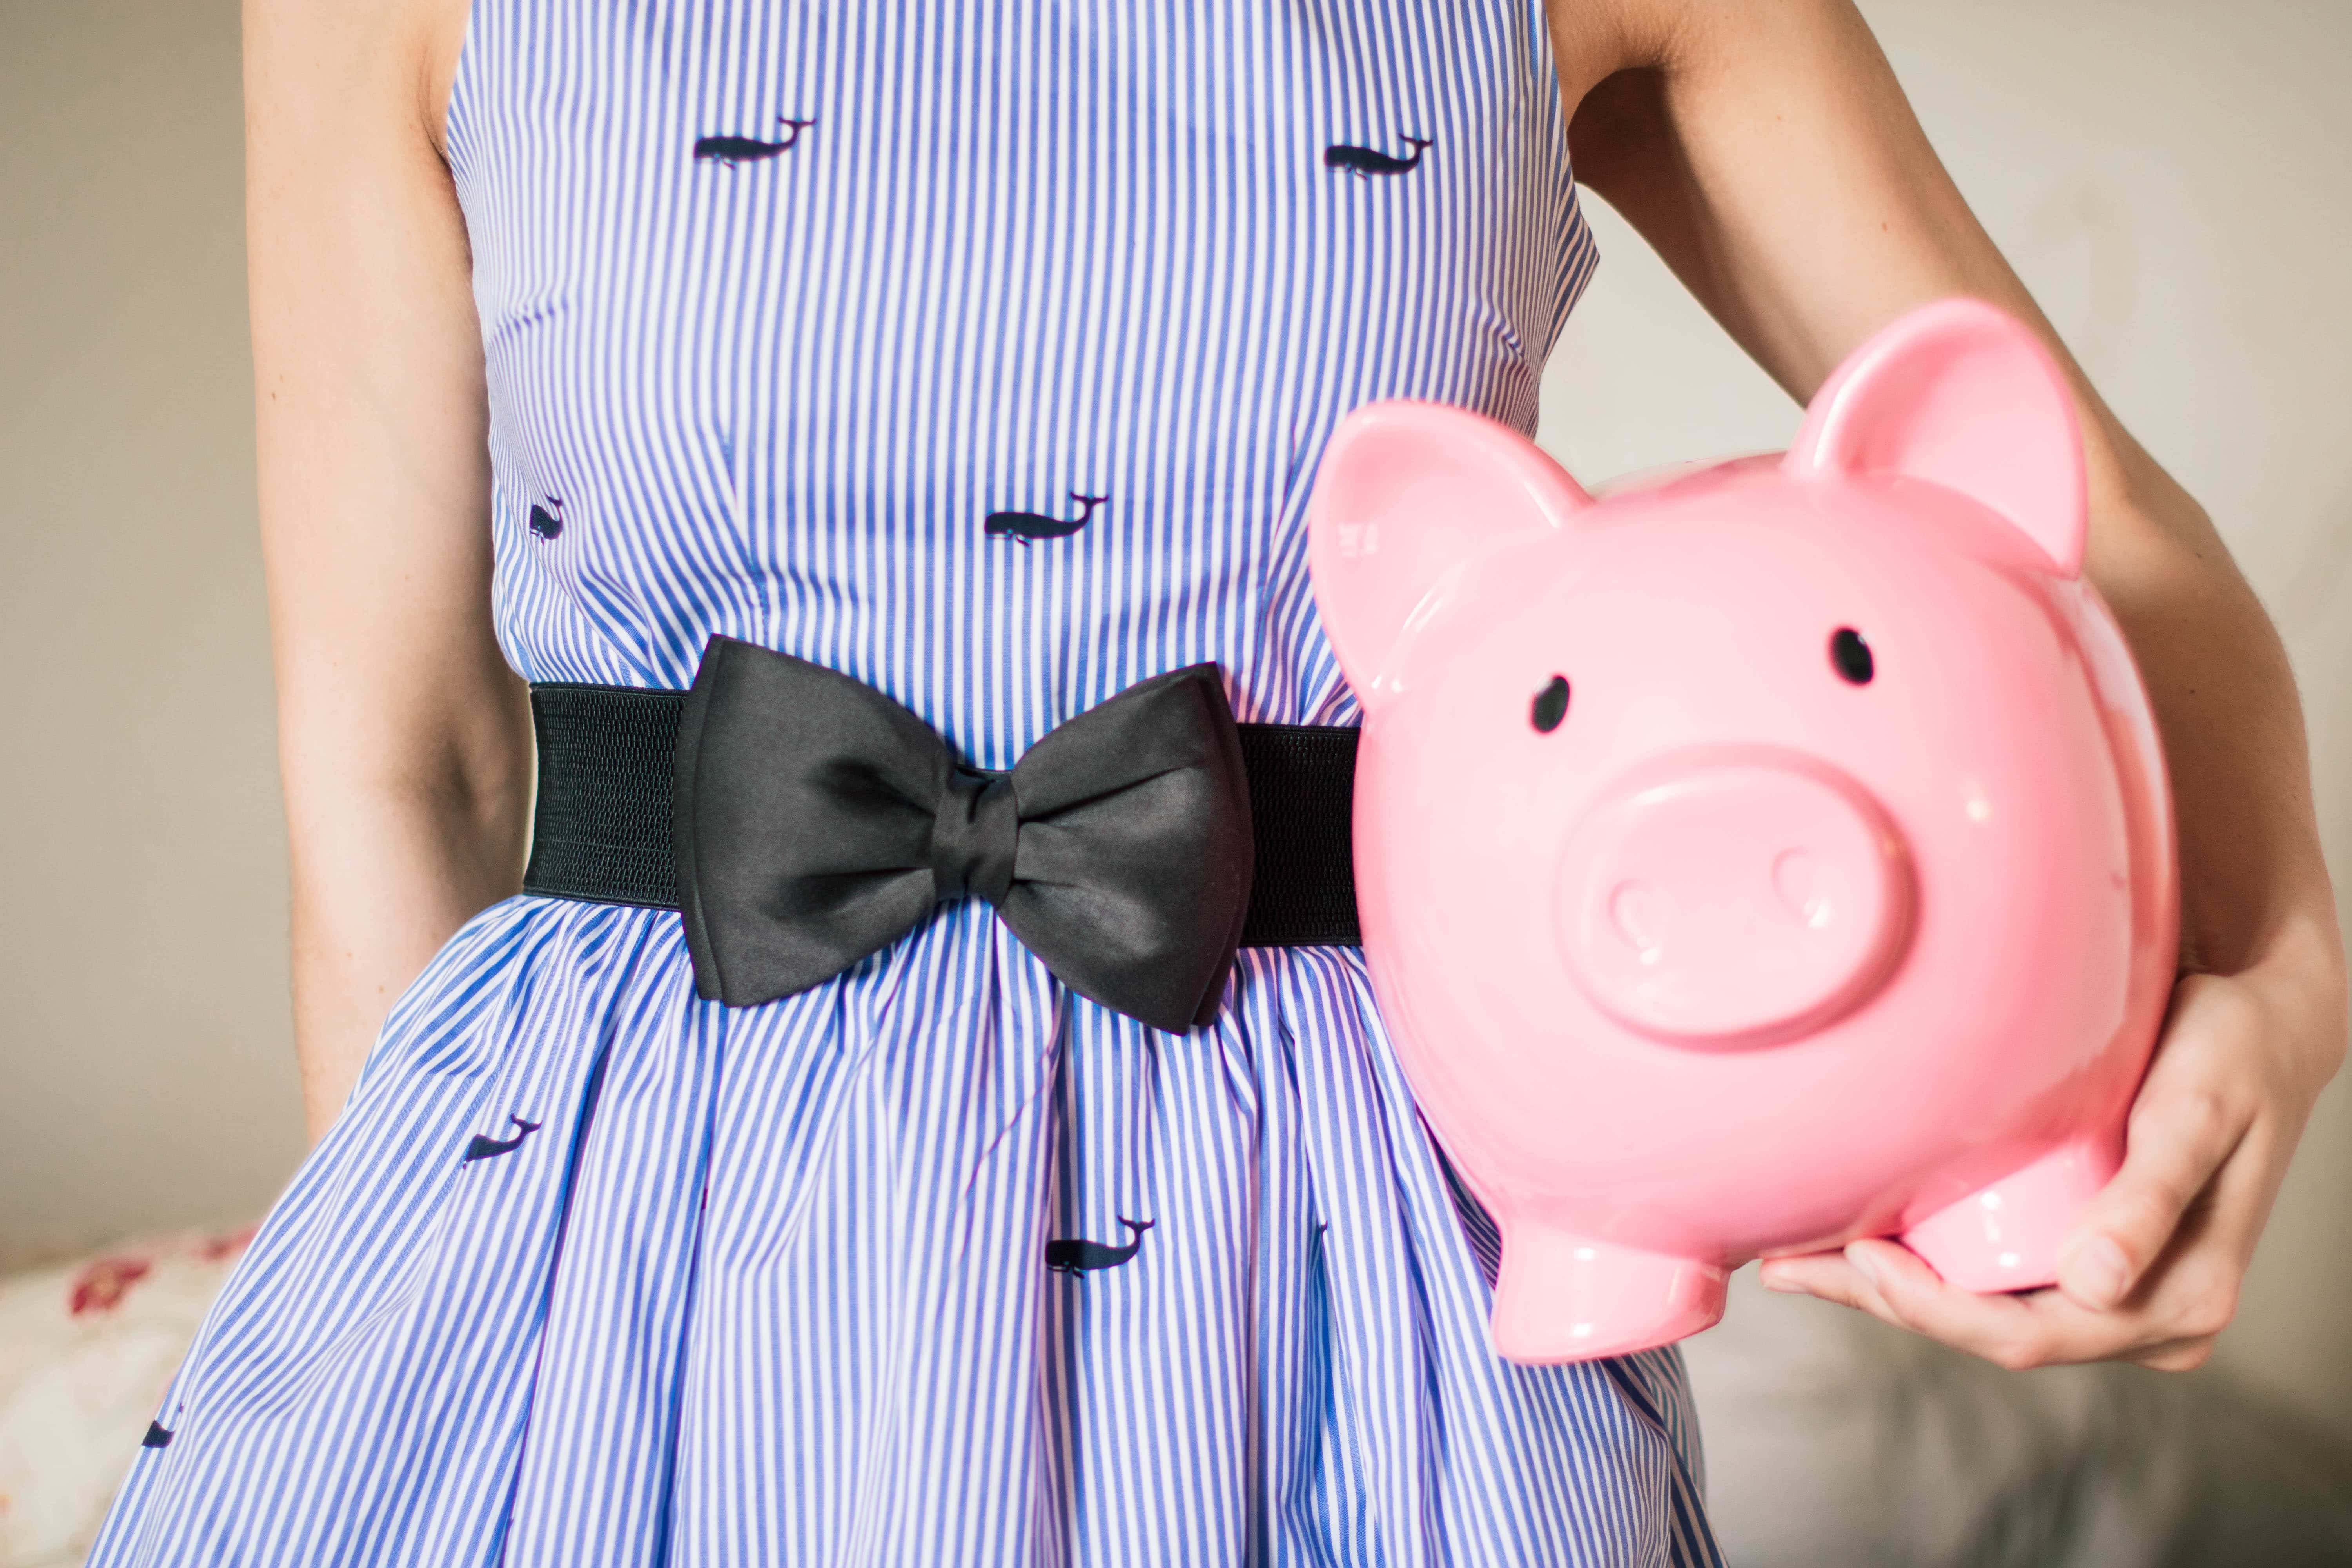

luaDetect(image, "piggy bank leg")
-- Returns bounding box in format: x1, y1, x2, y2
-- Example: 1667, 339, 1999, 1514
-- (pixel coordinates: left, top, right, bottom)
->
1490, 1225, 1728, 1363
1900, 1134, 2121, 1293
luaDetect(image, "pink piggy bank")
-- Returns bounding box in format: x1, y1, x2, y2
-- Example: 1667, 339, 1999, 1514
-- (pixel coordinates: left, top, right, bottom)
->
1307, 299, 2178, 1363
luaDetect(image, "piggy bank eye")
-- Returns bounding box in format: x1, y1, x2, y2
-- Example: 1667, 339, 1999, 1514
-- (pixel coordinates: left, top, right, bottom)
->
1830, 627, 1875, 684
1531, 675, 1571, 733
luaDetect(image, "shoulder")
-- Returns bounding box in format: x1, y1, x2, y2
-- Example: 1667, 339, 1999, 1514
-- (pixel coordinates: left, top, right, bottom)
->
243, 0, 469, 164
1544, 0, 1860, 96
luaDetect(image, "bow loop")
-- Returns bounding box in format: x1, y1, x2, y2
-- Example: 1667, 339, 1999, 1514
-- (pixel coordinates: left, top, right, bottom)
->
673, 638, 1252, 1032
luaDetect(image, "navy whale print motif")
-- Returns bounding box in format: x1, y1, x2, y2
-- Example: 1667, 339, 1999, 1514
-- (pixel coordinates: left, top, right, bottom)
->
693, 117, 817, 166
528, 498, 564, 539
1325, 135, 1433, 176
985, 492, 1107, 543
1045, 1217, 1154, 1274
460, 1115, 543, 1163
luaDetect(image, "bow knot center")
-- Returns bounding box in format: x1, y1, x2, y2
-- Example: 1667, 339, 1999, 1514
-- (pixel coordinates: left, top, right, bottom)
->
931, 768, 1018, 906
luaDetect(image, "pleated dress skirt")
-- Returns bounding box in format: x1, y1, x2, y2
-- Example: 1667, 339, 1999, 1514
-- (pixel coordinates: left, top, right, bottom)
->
92, 0, 1722, 1561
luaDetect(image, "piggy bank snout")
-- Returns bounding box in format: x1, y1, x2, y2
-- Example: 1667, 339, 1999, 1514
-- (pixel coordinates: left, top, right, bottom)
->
1556, 751, 1914, 1047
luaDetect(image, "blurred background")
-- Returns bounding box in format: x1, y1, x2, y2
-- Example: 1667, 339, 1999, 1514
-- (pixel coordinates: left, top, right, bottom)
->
1, 0, 2347, 1562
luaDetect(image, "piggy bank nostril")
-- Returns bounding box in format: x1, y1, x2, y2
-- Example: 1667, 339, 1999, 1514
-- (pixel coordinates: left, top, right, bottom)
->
1773, 849, 1833, 929
1609, 882, 1669, 962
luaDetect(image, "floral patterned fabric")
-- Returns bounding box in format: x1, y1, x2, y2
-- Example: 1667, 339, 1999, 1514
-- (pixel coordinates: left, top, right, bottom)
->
0, 1229, 252, 1568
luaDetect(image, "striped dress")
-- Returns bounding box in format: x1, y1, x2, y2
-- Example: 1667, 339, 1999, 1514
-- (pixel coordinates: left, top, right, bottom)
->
94, 2, 1721, 1563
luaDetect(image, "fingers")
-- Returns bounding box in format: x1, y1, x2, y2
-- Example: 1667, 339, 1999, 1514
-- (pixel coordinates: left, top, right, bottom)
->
1757, 1252, 1872, 1311
1843, 1241, 2068, 1369
2058, 980, 2258, 1312
2128, 1334, 2218, 1373
1759, 973, 2324, 1363
1754, 969, 2327, 1371
1765, 1242, 2098, 1368
1760, 1243, 2024, 1349
1758, 1223, 2247, 1371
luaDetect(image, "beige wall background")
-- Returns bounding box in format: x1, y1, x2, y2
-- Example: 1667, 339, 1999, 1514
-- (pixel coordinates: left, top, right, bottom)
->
1, 0, 309, 1263
4, 0, 2348, 1442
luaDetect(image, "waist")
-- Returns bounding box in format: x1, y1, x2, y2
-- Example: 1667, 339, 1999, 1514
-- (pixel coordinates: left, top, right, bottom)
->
521, 681, 1363, 950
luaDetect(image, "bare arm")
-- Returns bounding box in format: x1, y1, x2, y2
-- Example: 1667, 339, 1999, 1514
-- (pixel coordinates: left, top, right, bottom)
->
247, 0, 528, 1143
1553, 0, 2346, 1367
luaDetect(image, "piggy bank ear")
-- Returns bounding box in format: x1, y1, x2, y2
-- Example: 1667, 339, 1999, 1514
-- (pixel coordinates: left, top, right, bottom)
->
1308, 401, 1593, 702
1786, 298, 2087, 577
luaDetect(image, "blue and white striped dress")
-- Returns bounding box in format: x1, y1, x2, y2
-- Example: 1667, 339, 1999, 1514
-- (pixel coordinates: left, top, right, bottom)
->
94, 2, 1720, 1562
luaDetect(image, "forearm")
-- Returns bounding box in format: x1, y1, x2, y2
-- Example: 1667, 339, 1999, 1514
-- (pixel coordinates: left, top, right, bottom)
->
2083, 444, 2342, 983
2081, 450, 2347, 1142
283, 725, 529, 1142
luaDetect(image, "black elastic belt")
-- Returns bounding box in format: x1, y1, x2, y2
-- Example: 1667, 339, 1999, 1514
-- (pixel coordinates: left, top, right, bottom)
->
522, 682, 1363, 949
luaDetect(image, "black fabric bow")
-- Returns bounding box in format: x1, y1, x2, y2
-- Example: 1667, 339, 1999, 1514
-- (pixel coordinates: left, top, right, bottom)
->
672, 637, 1254, 1031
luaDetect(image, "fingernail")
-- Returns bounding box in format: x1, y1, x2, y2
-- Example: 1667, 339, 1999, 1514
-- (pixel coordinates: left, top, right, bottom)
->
1848, 1245, 1887, 1292
2064, 1237, 2131, 1310
1759, 1265, 1800, 1293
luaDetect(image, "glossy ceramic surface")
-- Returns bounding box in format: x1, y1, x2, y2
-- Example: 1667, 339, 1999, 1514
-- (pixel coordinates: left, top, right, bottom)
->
1307, 299, 2179, 1362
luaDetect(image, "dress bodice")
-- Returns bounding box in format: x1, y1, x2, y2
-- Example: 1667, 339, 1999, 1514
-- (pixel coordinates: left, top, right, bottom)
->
448, 0, 1594, 762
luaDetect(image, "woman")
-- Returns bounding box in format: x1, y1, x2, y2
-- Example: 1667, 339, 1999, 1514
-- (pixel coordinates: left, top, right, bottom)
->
94, 0, 2345, 1561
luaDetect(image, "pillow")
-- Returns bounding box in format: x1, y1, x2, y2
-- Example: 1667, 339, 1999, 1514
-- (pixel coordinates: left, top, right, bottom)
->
0, 1227, 252, 1568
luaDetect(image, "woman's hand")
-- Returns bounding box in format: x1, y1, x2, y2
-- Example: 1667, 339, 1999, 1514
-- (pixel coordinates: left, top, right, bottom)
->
1760, 947, 2347, 1369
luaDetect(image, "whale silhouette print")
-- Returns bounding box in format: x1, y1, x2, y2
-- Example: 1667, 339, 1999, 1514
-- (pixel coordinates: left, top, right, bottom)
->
528, 498, 564, 539
1324, 135, 1433, 177
460, 1115, 543, 1164
985, 492, 1108, 544
693, 117, 817, 167
1045, 1217, 1154, 1274
142, 1419, 174, 1450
